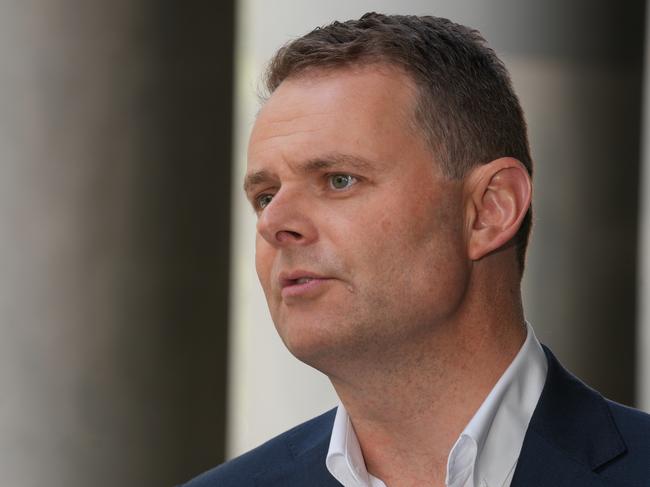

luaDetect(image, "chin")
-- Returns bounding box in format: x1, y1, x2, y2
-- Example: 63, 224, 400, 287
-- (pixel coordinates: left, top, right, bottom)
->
274, 316, 353, 373
280, 326, 333, 366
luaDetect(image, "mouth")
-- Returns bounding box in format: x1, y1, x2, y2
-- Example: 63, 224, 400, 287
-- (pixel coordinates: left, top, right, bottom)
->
279, 271, 333, 300
280, 270, 328, 287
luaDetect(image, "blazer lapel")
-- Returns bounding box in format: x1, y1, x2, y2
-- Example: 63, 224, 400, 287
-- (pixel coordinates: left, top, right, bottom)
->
255, 408, 342, 487
511, 429, 611, 487
511, 346, 627, 487
258, 436, 342, 487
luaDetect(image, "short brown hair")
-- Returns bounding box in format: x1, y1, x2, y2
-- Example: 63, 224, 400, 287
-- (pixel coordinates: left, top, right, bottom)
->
264, 12, 533, 271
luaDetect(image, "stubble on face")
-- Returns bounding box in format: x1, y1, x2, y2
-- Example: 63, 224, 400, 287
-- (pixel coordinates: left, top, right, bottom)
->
248, 65, 470, 376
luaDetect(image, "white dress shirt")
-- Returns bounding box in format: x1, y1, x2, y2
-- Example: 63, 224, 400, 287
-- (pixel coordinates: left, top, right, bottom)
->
326, 322, 548, 487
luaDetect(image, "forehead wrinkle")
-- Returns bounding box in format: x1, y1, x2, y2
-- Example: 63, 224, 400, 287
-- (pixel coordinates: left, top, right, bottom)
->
257, 127, 323, 144
256, 107, 333, 134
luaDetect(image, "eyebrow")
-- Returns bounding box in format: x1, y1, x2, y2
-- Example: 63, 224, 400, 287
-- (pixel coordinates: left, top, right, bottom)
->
243, 152, 375, 194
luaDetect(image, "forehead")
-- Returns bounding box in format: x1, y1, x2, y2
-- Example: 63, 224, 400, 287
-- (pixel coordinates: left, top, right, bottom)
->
246, 66, 423, 175
259, 65, 417, 122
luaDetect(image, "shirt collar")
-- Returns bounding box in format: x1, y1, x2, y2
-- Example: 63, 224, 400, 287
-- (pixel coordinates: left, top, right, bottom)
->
458, 321, 548, 487
326, 322, 548, 487
326, 405, 375, 487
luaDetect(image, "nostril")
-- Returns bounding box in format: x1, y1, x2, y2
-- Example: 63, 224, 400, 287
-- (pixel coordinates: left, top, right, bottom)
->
276, 230, 302, 242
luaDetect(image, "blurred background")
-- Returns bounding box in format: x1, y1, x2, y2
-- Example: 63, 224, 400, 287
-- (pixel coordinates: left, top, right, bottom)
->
0, 0, 649, 485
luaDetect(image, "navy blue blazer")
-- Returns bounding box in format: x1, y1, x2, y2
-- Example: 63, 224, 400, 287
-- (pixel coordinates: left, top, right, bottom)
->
183, 347, 650, 486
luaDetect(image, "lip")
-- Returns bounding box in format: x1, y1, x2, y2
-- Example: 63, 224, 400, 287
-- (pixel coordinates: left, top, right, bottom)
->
279, 270, 333, 300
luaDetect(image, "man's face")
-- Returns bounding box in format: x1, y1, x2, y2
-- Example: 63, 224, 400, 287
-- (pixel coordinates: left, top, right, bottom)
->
246, 66, 471, 370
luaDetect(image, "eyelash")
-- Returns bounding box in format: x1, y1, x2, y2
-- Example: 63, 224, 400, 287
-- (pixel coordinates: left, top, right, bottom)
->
253, 173, 360, 211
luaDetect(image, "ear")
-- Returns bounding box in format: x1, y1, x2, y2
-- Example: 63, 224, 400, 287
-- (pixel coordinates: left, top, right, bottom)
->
465, 157, 532, 261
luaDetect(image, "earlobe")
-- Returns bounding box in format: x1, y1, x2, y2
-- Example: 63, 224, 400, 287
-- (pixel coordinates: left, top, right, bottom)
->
466, 158, 531, 261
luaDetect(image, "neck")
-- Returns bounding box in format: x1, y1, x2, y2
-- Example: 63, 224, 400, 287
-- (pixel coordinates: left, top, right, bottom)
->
328, 265, 527, 485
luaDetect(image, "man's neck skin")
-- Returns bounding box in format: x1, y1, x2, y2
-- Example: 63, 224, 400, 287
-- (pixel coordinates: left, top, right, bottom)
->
328, 255, 527, 487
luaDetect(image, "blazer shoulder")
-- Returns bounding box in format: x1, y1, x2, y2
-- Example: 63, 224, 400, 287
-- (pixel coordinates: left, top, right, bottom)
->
595, 400, 650, 485
607, 399, 650, 454
181, 408, 337, 487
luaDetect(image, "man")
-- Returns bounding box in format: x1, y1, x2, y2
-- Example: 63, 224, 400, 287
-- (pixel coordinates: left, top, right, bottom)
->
185, 13, 650, 487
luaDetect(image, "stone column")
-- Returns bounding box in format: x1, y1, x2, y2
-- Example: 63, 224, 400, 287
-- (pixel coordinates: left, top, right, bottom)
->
0, 2, 233, 485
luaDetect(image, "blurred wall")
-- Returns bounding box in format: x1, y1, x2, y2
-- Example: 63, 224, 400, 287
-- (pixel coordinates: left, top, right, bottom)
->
0, 2, 233, 486
229, 0, 646, 457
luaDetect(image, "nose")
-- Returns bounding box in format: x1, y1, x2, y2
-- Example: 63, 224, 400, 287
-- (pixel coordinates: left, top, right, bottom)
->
256, 188, 318, 247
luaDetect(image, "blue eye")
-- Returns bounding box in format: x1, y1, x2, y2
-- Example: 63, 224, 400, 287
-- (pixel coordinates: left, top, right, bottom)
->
256, 193, 274, 209
329, 174, 356, 190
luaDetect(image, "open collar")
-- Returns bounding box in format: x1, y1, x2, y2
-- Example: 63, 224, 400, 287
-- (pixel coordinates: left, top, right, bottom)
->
257, 345, 628, 487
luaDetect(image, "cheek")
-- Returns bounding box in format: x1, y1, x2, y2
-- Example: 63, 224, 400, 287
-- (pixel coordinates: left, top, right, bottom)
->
364, 193, 467, 288
380, 215, 393, 232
